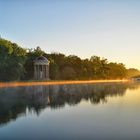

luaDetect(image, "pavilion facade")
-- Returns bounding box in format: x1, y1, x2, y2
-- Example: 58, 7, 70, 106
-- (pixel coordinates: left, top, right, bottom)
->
34, 56, 49, 80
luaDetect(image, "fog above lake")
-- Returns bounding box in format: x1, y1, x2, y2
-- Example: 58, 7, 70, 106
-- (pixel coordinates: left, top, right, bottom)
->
0, 82, 139, 126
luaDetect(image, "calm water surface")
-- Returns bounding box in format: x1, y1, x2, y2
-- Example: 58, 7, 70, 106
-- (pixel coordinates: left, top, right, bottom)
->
0, 82, 140, 140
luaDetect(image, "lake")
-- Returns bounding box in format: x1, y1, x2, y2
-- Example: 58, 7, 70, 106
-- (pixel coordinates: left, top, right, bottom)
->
0, 82, 140, 140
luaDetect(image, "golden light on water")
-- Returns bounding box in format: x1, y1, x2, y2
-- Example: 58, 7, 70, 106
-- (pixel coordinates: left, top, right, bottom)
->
0, 80, 129, 88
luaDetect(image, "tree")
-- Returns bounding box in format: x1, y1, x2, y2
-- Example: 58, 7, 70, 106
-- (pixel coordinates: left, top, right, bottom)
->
126, 68, 140, 78
0, 38, 129, 81
90, 56, 108, 79
61, 66, 76, 80
107, 63, 127, 79
0, 38, 26, 81
23, 46, 45, 80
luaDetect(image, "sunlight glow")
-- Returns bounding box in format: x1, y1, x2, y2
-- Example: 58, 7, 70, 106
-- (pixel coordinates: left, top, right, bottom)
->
0, 80, 129, 88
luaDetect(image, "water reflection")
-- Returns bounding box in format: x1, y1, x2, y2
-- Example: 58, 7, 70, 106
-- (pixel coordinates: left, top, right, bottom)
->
0, 82, 139, 126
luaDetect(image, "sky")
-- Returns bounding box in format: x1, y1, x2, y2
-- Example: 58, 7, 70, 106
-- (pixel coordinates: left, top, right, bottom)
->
1, 0, 140, 69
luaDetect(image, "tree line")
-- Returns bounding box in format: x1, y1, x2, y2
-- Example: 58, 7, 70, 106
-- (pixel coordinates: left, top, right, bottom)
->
0, 38, 139, 81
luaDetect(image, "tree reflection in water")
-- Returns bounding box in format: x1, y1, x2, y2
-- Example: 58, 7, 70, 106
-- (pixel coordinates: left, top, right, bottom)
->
0, 82, 139, 126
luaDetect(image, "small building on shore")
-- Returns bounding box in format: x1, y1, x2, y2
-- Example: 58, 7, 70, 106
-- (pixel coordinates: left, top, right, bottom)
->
34, 56, 49, 80
131, 75, 140, 81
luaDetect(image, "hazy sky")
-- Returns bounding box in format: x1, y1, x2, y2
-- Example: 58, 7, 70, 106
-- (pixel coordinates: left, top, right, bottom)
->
1, 0, 140, 69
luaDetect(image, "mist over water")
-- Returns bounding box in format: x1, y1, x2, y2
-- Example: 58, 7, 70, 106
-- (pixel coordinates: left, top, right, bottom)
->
0, 82, 140, 140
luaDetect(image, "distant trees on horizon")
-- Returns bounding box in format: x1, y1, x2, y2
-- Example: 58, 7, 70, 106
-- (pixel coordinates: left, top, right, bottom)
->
0, 38, 139, 81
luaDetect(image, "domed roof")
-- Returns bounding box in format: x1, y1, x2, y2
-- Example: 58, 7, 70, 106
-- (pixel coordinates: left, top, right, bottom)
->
34, 56, 49, 65
36, 56, 48, 61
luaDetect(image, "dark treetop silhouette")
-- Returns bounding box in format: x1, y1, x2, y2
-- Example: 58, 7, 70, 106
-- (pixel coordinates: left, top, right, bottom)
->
1, 38, 139, 81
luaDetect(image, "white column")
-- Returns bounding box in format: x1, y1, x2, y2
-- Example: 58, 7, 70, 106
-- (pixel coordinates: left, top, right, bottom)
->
43, 65, 45, 79
46, 65, 49, 80
37, 65, 39, 79
44, 65, 46, 78
34, 65, 37, 79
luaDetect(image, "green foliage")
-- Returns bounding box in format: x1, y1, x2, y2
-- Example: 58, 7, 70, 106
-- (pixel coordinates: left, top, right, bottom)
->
90, 56, 109, 79
0, 38, 134, 81
41, 53, 128, 80
0, 38, 26, 81
107, 63, 127, 79
126, 68, 140, 78
23, 46, 45, 80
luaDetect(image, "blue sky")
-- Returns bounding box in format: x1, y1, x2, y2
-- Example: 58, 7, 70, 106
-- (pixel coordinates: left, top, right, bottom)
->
1, 0, 140, 69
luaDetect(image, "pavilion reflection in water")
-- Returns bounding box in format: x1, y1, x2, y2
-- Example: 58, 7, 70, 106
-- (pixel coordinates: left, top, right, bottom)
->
0, 82, 140, 126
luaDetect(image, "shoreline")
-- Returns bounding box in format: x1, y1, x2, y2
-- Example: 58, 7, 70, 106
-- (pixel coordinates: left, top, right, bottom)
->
0, 79, 129, 88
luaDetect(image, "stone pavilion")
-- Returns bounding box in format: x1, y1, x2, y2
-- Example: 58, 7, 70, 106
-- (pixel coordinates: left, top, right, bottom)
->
34, 56, 49, 80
